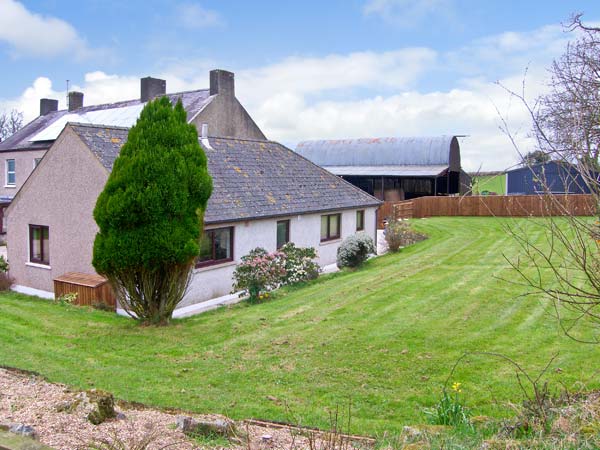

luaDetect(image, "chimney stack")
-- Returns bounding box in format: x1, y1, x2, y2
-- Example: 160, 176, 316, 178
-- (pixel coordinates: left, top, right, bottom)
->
40, 98, 58, 116
140, 77, 166, 102
68, 91, 84, 111
209, 69, 234, 97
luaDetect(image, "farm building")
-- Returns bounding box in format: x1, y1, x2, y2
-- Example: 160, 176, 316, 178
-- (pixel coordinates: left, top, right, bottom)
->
506, 161, 594, 195
295, 136, 471, 201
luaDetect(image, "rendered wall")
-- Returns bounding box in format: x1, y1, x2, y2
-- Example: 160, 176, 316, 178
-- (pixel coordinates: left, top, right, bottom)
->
0, 149, 47, 199
192, 94, 266, 140
182, 207, 378, 307
6, 129, 108, 293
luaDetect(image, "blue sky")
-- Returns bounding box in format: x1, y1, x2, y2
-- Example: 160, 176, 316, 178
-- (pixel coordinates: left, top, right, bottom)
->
1, 0, 599, 170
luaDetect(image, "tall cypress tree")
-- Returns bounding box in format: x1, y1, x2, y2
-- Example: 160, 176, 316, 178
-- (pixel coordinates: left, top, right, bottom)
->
93, 97, 212, 324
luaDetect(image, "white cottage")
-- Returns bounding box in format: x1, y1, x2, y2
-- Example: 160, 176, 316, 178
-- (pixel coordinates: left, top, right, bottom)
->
5, 70, 380, 313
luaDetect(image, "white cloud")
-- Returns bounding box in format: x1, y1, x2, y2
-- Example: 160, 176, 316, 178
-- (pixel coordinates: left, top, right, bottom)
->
175, 2, 222, 29
1, 22, 575, 171
445, 24, 571, 80
0, 0, 97, 59
363, 0, 455, 27
236, 48, 437, 103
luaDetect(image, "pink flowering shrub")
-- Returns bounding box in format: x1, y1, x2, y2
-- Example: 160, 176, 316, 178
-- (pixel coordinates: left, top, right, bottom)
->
233, 245, 320, 303
232, 248, 287, 302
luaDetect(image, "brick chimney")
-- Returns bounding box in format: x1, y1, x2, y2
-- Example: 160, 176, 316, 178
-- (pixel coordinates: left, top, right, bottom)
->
40, 98, 58, 116
140, 77, 166, 102
210, 69, 234, 97
68, 91, 84, 111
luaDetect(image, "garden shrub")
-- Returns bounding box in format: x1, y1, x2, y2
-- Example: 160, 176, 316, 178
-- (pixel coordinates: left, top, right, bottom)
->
232, 248, 286, 302
279, 242, 320, 284
55, 292, 78, 305
0, 255, 12, 291
385, 220, 427, 252
0, 255, 8, 273
336, 233, 375, 269
233, 244, 320, 302
92, 97, 212, 325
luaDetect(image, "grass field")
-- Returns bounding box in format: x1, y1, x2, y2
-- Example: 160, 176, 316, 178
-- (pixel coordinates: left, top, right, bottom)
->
0, 217, 598, 437
472, 174, 506, 195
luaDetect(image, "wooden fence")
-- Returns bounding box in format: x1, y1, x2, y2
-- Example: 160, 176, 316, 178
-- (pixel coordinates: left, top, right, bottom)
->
377, 194, 596, 226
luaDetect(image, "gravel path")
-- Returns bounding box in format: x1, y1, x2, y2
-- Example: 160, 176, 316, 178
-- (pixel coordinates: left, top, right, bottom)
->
0, 368, 368, 449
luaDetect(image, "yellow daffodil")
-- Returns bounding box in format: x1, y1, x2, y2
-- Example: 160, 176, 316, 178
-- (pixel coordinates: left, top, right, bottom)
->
452, 382, 462, 393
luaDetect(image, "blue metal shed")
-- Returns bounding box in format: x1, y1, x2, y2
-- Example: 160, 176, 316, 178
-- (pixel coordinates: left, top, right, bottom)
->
506, 161, 592, 195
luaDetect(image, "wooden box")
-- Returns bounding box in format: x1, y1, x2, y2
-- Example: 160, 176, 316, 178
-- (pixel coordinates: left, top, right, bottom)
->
53, 272, 116, 309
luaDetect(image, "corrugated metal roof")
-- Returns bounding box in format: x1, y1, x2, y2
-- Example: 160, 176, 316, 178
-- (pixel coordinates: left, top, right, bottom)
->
295, 136, 457, 167
325, 165, 448, 177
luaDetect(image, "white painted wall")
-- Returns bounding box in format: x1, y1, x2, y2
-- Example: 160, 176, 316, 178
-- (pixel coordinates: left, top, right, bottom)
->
182, 206, 378, 307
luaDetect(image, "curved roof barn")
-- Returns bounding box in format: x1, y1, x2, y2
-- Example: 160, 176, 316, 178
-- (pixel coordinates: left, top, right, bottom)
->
295, 136, 461, 177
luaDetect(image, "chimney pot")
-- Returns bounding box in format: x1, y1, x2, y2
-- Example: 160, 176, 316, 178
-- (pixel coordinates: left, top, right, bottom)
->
140, 77, 166, 102
40, 98, 58, 116
209, 69, 235, 97
68, 91, 84, 111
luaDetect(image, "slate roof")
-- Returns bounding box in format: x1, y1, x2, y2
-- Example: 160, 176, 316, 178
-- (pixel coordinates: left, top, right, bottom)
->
295, 136, 461, 175
69, 124, 381, 224
0, 89, 211, 152
69, 123, 129, 170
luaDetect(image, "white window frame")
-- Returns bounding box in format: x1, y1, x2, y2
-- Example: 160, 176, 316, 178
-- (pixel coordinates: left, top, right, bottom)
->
5, 159, 15, 187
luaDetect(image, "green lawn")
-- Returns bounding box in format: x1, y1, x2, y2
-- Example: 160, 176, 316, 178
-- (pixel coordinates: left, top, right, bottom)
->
472, 174, 506, 195
1, 217, 598, 437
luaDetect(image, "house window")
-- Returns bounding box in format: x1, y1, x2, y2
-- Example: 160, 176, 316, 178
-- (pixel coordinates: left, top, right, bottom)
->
356, 210, 365, 231
29, 225, 49, 265
34, 158, 42, 168
277, 220, 290, 249
320, 213, 341, 242
196, 227, 233, 267
5, 159, 15, 186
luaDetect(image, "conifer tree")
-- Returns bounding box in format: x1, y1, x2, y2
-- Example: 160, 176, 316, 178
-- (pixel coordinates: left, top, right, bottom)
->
93, 97, 212, 324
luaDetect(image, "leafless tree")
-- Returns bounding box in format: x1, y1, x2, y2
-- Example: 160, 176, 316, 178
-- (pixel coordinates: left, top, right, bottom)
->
0, 109, 24, 142
501, 14, 600, 343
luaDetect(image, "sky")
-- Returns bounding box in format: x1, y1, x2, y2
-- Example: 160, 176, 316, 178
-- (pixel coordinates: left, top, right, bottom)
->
1, 0, 599, 171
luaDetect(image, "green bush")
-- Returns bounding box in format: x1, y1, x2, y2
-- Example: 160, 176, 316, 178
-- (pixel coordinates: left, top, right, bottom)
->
55, 292, 78, 306
384, 220, 427, 252
92, 97, 212, 325
336, 233, 375, 268
0, 255, 8, 273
